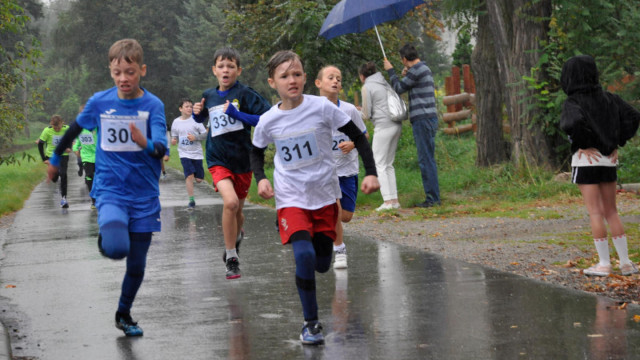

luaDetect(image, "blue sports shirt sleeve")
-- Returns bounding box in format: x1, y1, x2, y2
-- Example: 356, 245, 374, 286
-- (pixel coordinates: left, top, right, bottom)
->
225, 103, 260, 126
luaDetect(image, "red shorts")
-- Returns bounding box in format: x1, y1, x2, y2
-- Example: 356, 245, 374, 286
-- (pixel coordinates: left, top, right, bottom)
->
208, 166, 252, 200
276, 204, 338, 245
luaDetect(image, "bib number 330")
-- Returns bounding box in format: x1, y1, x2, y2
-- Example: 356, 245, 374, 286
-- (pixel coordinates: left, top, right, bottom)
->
274, 130, 320, 170
100, 113, 148, 152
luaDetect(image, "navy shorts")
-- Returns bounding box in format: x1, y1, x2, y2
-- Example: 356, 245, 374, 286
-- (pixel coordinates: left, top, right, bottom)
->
180, 158, 205, 179
338, 175, 358, 213
571, 166, 617, 184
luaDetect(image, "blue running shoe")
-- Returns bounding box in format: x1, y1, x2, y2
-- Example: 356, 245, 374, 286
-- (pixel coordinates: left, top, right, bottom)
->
115, 312, 143, 337
188, 200, 196, 209
60, 197, 68, 208
300, 321, 324, 345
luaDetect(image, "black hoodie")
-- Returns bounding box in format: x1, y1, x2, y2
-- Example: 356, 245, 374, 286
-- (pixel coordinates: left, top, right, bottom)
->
559, 55, 640, 156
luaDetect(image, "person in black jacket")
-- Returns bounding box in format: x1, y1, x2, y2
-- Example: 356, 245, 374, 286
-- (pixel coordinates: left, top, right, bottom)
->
560, 54, 640, 276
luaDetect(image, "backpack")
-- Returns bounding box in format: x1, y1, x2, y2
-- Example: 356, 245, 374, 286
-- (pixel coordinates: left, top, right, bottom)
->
384, 82, 408, 122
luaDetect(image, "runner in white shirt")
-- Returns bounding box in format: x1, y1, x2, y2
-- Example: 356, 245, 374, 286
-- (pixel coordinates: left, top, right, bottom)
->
315, 65, 368, 270
250, 50, 379, 346
170, 98, 207, 208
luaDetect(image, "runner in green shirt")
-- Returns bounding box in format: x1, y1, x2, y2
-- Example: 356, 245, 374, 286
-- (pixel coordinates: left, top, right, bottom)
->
73, 128, 97, 209
38, 115, 71, 208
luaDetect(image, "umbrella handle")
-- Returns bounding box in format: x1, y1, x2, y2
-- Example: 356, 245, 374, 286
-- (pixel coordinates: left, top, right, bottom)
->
374, 25, 387, 59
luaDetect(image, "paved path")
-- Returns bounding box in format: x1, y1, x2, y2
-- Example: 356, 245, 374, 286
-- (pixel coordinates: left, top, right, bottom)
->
0, 166, 639, 359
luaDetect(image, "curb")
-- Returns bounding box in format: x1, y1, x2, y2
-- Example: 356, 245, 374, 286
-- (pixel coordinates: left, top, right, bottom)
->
0, 322, 10, 359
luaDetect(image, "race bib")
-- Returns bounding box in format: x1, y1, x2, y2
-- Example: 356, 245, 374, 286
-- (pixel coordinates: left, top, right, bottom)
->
100, 112, 148, 152
79, 133, 94, 145
274, 130, 320, 170
178, 135, 200, 152
332, 134, 349, 157
52, 135, 62, 147
209, 104, 244, 138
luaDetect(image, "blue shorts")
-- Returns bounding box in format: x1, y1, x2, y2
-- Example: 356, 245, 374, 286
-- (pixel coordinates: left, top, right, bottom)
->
180, 158, 205, 180
338, 175, 358, 213
97, 197, 161, 233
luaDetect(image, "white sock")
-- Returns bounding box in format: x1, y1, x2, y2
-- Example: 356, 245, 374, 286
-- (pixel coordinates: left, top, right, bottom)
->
226, 248, 238, 259
333, 243, 346, 252
594, 237, 611, 266
612, 234, 631, 265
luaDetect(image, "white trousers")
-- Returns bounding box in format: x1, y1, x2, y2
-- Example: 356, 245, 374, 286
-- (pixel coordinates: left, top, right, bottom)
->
372, 123, 402, 201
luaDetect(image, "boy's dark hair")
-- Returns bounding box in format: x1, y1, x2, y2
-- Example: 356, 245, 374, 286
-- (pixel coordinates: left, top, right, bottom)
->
213, 47, 241, 67
267, 50, 303, 78
109, 39, 144, 65
179, 98, 192, 108
399, 44, 419, 61
50, 114, 63, 126
359, 62, 377, 78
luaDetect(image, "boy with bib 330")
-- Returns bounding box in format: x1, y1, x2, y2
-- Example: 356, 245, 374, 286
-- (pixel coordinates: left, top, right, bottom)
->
192, 47, 271, 280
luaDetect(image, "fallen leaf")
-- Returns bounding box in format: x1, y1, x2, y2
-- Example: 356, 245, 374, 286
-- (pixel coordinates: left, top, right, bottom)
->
510, 262, 520, 266
633, 315, 640, 323
4, 285, 15, 288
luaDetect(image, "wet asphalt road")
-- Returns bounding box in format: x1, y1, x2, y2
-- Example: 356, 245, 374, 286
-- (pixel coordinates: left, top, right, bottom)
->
1, 164, 640, 359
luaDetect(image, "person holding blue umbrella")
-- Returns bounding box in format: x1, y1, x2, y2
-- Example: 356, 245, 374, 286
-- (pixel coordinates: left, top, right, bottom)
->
384, 44, 441, 207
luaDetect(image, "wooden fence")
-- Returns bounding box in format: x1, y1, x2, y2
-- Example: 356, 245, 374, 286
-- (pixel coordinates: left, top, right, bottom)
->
442, 65, 476, 135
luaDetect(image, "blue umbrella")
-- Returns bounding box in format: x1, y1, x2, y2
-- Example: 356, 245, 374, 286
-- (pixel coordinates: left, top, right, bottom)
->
319, 0, 426, 58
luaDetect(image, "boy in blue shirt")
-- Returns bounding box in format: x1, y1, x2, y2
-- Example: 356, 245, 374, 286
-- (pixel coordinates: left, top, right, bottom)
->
193, 47, 271, 279
46, 38, 167, 337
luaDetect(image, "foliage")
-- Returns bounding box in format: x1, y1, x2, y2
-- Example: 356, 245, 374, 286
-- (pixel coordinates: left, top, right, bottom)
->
49, 0, 188, 122
451, 28, 473, 67
523, 0, 640, 166
0, 0, 42, 152
171, 0, 228, 126
224, 0, 445, 98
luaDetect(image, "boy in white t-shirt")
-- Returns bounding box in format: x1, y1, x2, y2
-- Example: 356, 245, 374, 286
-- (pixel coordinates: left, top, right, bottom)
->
170, 98, 207, 208
250, 51, 379, 346
315, 65, 368, 270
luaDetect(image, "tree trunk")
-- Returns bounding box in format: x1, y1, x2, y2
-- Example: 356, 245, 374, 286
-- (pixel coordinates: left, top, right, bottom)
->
486, 0, 553, 168
472, 1, 507, 166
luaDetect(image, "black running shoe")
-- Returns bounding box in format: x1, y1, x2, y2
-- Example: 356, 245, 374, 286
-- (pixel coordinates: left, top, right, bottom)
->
225, 257, 241, 279
222, 230, 244, 263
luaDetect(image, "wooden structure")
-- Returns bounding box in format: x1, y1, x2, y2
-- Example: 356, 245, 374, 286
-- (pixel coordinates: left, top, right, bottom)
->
442, 65, 476, 135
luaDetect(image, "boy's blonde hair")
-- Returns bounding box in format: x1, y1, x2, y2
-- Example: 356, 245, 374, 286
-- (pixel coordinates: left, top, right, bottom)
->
50, 115, 63, 127
316, 65, 340, 80
108, 39, 144, 65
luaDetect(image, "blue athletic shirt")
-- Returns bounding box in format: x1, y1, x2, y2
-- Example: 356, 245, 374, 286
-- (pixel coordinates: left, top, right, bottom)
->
76, 87, 167, 202
194, 81, 271, 173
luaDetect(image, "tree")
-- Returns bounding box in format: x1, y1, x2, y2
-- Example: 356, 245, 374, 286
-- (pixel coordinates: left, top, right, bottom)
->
471, 1, 507, 166
224, 0, 444, 97
0, 0, 42, 151
451, 29, 473, 67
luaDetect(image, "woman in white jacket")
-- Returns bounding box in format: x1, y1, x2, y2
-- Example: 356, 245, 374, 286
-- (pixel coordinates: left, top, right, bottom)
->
359, 62, 402, 211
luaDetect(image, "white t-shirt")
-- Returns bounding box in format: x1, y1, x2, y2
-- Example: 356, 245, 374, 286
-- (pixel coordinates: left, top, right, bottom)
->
253, 95, 351, 210
333, 100, 366, 177
170, 116, 207, 160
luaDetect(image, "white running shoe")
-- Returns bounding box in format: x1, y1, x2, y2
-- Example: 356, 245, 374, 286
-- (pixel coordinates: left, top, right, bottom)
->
620, 262, 639, 276
334, 252, 348, 269
583, 264, 612, 276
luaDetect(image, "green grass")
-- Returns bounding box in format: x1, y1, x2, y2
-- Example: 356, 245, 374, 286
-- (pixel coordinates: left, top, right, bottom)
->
0, 148, 47, 217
